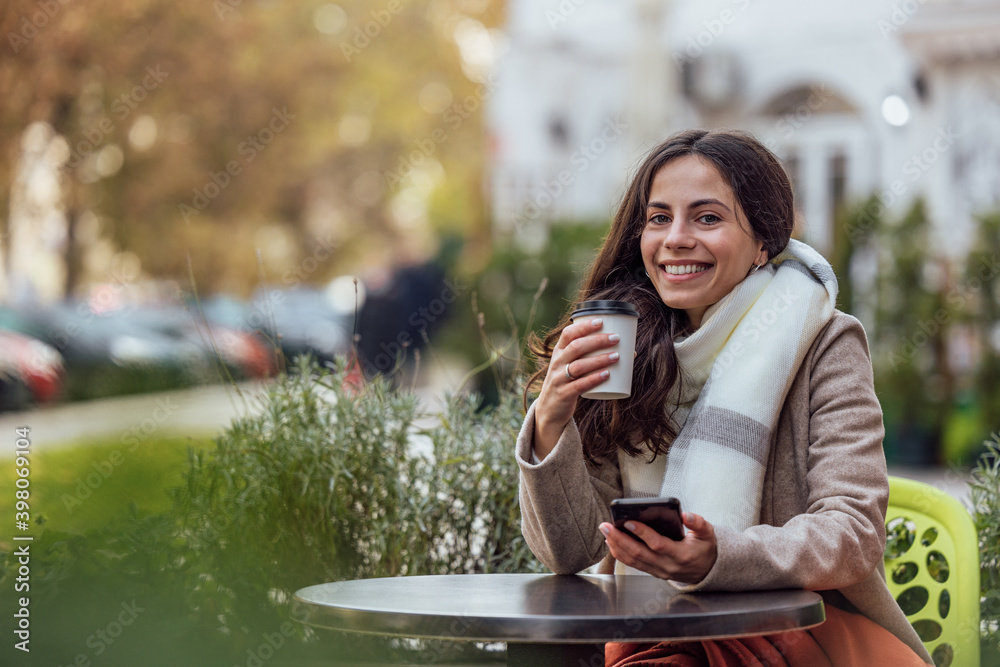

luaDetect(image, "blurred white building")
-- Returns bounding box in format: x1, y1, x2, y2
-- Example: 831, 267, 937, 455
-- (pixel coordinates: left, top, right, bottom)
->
488, 0, 1000, 261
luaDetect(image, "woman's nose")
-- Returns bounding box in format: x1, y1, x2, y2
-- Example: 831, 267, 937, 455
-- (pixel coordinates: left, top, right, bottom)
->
663, 219, 695, 248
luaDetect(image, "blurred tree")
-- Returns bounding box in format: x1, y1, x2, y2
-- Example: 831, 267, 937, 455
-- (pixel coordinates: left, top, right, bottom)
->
836, 197, 1000, 464
869, 199, 954, 465
433, 220, 606, 403
830, 194, 880, 315
965, 212, 1000, 448
0, 0, 504, 297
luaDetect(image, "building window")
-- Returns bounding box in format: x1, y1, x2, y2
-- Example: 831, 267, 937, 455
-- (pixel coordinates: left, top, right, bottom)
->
548, 116, 569, 150
785, 151, 801, 204
830, 151, 847, 225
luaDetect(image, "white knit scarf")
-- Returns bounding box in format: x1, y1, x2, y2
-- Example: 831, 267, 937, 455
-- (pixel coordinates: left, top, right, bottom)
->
617, 240, 838, 552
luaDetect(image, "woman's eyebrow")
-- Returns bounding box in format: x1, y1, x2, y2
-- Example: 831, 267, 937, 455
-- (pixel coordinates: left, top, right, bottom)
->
647, 198, 733, 213
690, 198, 733, 213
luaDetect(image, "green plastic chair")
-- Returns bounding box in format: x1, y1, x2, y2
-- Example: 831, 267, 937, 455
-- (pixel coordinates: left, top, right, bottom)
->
884, 475, 980, 667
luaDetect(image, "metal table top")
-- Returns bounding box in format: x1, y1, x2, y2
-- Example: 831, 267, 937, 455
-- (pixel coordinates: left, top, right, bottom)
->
293, 573, 825, 644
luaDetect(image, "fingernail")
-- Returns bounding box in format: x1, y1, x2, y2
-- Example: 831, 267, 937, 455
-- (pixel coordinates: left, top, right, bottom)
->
608, 333, 620, 343
609, 352, 620, 361
624, 522, 636, 532
591, 318, 603, 326
599, 524, 610, 536
600, 370, 610, 379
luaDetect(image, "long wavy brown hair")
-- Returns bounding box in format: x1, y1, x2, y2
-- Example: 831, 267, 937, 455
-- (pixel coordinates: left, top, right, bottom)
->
523, 129, 795, 464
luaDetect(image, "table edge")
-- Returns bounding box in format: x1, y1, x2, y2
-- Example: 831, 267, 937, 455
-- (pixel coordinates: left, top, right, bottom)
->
291, 579, 826, 644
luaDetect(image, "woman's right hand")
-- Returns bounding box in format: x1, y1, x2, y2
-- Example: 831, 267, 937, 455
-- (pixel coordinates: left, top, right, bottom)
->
532, 317, 622, 460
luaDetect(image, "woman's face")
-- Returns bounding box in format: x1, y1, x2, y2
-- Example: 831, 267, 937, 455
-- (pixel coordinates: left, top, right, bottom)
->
640, 155, 766, 329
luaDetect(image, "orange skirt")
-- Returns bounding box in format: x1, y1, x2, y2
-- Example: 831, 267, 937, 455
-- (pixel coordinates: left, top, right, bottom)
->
605, 605, 928, 667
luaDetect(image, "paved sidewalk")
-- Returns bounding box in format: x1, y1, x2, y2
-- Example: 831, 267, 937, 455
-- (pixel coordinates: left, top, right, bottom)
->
888, 464, 976, 506
0, 380, 268, 454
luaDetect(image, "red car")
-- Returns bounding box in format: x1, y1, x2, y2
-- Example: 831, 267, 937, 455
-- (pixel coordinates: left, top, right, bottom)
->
0, 329, 64, 410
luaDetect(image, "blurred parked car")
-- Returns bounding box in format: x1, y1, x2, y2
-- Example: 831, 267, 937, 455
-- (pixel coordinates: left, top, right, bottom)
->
233, 288, 353, 368
134, 304, 276, 380
0, 329, 64, 411
0, 300, 275, 402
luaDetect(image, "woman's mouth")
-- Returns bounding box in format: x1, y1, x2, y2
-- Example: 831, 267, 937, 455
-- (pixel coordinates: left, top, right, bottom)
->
662, 264, 709, 276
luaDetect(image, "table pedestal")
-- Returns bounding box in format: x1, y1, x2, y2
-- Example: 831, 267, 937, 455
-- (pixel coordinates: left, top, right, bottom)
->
507, 642, 604, 667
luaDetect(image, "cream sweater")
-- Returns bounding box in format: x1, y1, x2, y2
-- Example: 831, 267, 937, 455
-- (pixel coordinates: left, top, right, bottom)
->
516, 311, 932, 664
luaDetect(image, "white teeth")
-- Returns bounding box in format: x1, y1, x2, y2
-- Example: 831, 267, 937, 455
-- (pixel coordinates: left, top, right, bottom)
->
662, 264, 708, 275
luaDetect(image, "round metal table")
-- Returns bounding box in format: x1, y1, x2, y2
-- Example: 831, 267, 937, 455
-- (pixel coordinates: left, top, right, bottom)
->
293, 573, 825, 666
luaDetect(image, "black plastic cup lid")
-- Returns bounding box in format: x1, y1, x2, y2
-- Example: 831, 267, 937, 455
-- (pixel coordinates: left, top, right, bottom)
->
571, 300, 638, 318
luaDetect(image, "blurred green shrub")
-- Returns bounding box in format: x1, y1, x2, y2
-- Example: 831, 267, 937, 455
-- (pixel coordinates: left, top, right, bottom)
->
970, 432, 1000, 659
834, 196, 1000, 465
1, 355, 538, 665
962, 213, 1000, 460
62, 362, 206, 401
873, 201, 954, 465
173, 355, 541, 635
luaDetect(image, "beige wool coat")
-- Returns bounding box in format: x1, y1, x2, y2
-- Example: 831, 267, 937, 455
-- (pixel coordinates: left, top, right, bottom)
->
516, 311, 932, 664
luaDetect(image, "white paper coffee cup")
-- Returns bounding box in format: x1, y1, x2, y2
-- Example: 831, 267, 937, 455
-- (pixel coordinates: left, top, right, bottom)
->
570, 300, 638, 400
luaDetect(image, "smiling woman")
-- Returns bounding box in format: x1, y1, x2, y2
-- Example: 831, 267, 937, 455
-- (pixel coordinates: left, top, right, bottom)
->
640, 155, 766, 329
517, 129, 933, 666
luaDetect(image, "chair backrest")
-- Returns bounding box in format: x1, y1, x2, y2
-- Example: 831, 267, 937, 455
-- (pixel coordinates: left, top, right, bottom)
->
884, 475, 980, 667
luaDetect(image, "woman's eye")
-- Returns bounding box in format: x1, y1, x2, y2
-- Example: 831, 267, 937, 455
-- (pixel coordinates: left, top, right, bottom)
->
649, 214, 670, 225
697, 214, 721, 224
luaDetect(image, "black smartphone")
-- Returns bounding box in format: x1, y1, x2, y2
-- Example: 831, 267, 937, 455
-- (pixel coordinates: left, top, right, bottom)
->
609, 497, 684, 544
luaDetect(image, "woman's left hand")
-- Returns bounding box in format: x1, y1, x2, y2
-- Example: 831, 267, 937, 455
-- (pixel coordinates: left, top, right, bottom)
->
599, 512, 718, 584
